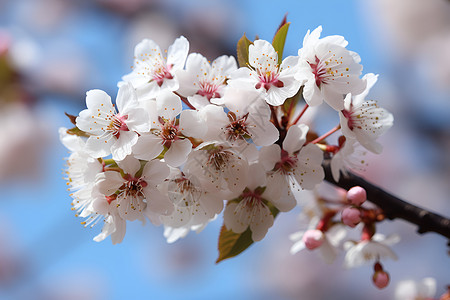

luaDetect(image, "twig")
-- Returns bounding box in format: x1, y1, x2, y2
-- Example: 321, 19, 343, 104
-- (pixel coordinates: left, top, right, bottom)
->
322, 160, 450, 245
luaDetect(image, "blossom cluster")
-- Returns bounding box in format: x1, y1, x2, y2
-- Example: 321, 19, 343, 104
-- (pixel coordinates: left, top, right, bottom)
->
61, 25, 393, 264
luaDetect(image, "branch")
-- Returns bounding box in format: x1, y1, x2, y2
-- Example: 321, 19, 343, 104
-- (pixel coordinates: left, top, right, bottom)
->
322, 160, 450, 245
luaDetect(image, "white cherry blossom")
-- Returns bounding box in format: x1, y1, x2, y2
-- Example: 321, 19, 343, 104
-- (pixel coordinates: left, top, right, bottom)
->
76, 83, 149, 161
344, 233, 400, 268
296, 26, 366, 111
184, 141, 250, 194
176, 53, 237, 109
60, 128, 102, 218
228, 39, 301, 106
132, 90, 205, 167
160, 168, 224, 229
330, 138, 368, 182
223, 163, 277, 242
259, 123, 324, 207
121, 36, 189, 100
289, 222, 347, 264
94, 156, 173, 223
201, 88, 279, 147
339, 73, 394, 154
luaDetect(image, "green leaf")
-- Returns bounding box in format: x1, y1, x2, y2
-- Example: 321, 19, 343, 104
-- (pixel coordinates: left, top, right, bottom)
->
216, 225, 253, 263
67, 126, 89, 137
272, 22, 290, 66
236, 34, 253, 68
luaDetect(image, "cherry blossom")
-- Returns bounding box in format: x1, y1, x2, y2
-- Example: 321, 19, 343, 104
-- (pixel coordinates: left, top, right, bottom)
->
200, 88, 279, 147
184, 141, 250, 194
132, 90, 205, 167
94, 156, 172, 223
228, 39, 301, 106
289, 220, 348, 264
121, 36, 189, 100
60, 128, 102, 219
296, 26, 366, 111
339, 73, 394, 154
160, 168, 224, 230
330, 138, 368, 182
76, 83, 150, 161
344, 233, 400, 268
259, 123, 324, 207
176, 53, 237, 108
223, 163, 279, 242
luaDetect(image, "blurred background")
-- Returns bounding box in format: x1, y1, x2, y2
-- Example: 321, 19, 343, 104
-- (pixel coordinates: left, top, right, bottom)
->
0, 0, 449, 299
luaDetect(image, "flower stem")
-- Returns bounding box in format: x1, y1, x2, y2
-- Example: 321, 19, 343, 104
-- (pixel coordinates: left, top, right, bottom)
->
175, 92, 196, 110
269, 105, 281, 129
307, 124, 341, 145
289, 104, 308, 128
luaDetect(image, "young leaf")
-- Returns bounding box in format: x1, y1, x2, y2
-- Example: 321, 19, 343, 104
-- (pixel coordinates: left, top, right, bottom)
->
216, 225, 253, 263
236, 34, 253, 68
67, 126, 89, 137
272, 22, 291, 66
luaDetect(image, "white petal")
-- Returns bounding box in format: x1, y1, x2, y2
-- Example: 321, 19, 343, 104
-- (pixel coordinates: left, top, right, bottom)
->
164, 139, 192, 167
85, 89, 113, 110
246, 163, 267, 191
141, 159, 170, 186
167, 36, 189, 69
116, 82, 138, 113
144, 187, 174, 216
96, 171, 124, 196
259, 144, 281, 171
156, 90, 182, 120
117, 155, 141, 176
179, 109, 207, 138
110, 131, 138, 161
132, 134, 164, 161
283, 123, 308, 154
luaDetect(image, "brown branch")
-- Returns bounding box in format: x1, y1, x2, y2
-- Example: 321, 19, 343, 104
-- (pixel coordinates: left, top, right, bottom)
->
323, 160, 450, 245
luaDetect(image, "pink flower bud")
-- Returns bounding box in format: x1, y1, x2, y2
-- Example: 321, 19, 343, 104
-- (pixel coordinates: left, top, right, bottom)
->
302, 229, 324, 250
346, 186, 367, 206
372, 270, 390, 289
341, 207, 361, 228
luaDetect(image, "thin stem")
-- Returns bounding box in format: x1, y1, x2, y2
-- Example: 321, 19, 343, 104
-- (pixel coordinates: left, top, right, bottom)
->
322, 160, 450, 244
307, 124, 341, 145
289, 104, 308, 128
175, 92, 196, 110
269, 105, 281, 129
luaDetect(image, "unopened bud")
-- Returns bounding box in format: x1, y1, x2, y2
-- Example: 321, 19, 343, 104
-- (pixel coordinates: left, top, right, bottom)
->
341, 207, 361, 228
372, 269, 390, 289
346, 186, 366, 206
302, 229, 324, 250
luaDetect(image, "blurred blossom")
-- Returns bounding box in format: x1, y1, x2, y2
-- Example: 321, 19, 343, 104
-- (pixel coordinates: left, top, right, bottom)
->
365, 0, 450, 91
125, 11, 180, 61
0, 103, 50, 181
34, 269, 109, 300
395, 277, 437, 300
0, 216, 26, 288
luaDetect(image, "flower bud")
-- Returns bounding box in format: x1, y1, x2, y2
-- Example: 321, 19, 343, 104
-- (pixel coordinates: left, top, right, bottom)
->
372, 269, 390, 289
346, 186, 366, 206
302, 229, 324, 250
341, 207, 361, 228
